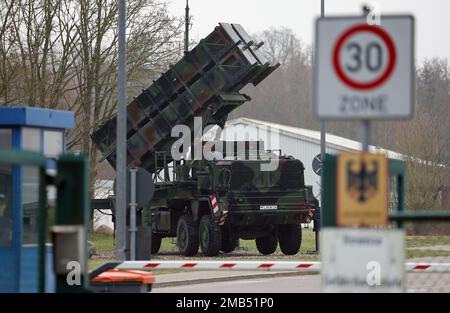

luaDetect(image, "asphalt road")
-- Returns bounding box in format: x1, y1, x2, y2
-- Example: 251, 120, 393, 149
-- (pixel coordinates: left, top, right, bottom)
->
153, 275, 321, 293
153, 273, 450, 293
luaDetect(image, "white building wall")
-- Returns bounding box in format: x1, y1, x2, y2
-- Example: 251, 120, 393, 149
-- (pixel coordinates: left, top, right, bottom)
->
93, 180, 114, 230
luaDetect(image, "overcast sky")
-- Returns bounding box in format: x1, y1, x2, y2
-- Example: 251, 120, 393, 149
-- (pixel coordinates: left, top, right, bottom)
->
168, 0, 450, 64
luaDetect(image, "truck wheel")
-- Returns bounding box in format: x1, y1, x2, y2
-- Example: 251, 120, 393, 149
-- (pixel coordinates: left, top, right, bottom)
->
176, 215, 199, 256
255, 235, 278, 255
278, 224, 302, 255
221, 237, 237, 253
199, 215, 221, 256
151, 234, 162, 254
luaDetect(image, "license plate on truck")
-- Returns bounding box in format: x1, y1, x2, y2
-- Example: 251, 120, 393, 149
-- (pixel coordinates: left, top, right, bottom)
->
260, 205, 278, 210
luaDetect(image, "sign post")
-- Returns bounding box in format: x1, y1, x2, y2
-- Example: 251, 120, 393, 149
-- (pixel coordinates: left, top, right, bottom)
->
314, 12, 415, 293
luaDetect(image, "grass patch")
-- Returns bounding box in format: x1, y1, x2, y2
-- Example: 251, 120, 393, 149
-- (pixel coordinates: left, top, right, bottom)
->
406, 235, 450, 248
88, 228, 317, 257
89, 233, 115, 255
89, 259, 110, 271
88, 231, 450, 267
239, 228, 317, 254
88, 233, 115, 271
407, 249, 450, 259
157, 228, 318, 256
160, 237, 179, 253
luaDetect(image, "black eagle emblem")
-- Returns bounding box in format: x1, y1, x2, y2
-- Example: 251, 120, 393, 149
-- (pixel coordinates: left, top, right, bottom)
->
347, 160, 378, 203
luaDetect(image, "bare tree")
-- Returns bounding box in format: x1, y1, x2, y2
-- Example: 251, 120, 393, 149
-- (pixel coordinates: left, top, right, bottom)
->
0, 1, 20, 104
230, 27, 316, 130
397, 58, 450, 213
68, 0, 183, 187
0, 0, 84, 109
0, 0, 183, 189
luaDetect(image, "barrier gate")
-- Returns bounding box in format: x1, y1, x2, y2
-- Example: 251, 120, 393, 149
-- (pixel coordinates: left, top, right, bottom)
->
91, 155, 450, 293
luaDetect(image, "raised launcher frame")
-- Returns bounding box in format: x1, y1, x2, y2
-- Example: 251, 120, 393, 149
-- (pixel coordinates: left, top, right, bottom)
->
91, 23, 279, 173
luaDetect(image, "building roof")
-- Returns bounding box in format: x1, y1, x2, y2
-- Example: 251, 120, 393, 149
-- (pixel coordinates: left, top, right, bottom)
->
226, 117, 404, 160
0, 106, 75, 129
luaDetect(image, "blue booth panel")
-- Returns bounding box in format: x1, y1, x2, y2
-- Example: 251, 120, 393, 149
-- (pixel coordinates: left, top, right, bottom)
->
0, 107, 74, 293
0, 107, 74, 129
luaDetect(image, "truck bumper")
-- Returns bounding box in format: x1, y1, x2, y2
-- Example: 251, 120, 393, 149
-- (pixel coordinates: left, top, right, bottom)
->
225, 209, 312, 226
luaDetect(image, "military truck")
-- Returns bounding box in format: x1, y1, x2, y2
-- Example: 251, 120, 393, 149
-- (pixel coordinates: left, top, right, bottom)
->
91, 23, 319, 256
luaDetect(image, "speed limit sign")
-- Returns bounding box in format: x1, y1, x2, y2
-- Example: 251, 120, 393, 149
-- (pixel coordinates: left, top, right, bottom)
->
314, 16, 414, 120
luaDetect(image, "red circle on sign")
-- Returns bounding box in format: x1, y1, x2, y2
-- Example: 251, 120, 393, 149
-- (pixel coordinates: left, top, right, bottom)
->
332, 24, 397, 90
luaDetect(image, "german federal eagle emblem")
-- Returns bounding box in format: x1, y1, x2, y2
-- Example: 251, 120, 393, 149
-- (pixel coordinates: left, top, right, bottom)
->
346, 160, 378, 202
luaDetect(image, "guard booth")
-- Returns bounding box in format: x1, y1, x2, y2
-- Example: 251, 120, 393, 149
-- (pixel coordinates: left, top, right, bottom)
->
0, 106, 74, 292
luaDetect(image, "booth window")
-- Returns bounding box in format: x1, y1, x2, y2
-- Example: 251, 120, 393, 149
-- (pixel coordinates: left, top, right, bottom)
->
0, 129, 12, 246
22, 127, 40, 152
43, 130, 63, 158
0, 166, 12, 246
21, 166, 39, 245
0, 128, 12, 148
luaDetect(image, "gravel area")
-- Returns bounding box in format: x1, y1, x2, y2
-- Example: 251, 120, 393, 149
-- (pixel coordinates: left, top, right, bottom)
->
90, 250, 319, 263
148, 249, 318, 261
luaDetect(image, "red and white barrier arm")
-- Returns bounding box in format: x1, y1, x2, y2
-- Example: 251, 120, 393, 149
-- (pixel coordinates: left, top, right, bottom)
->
111, 260, 450, 273
405, 262, 450, 272
114, 260, 321, 271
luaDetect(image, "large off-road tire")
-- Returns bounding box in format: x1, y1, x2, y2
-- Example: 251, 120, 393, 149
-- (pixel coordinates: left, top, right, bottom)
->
255, 234, 278, 255
221, 236, 238, 253
220, 227, 237, 253
278, 224, 302, 255
199, 215, 221, 256
177, 214, 199, 256
151, 234, 162, 254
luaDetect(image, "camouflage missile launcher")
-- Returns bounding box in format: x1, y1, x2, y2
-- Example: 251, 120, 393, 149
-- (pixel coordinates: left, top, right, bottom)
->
91, 23, 278, 172
91, 23, 319, 257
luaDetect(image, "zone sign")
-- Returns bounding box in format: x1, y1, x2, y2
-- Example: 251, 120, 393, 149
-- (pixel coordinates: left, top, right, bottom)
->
314, 16, 415, 120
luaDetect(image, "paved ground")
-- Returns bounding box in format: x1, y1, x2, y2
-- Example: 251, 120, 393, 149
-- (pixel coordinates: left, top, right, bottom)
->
155, 270, 307, 286
153, 270, 317, 288
405, 273, 450, 292
153, 273, 450, 293
153, 275, 321, 293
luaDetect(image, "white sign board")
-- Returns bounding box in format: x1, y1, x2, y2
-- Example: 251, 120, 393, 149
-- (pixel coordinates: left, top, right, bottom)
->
314, 16, 414, 119
321, 228, 405, 293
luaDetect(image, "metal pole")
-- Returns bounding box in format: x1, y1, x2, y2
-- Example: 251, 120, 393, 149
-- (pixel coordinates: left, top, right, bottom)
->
317, 0, 325, 253
361, 6, 371, 153
129, 168, 137, 260
319, 0, 326, 169
184, 0, 190, 54
115, 0, 127, 261
361, 120, 371, 151
319, 1, 325, 168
